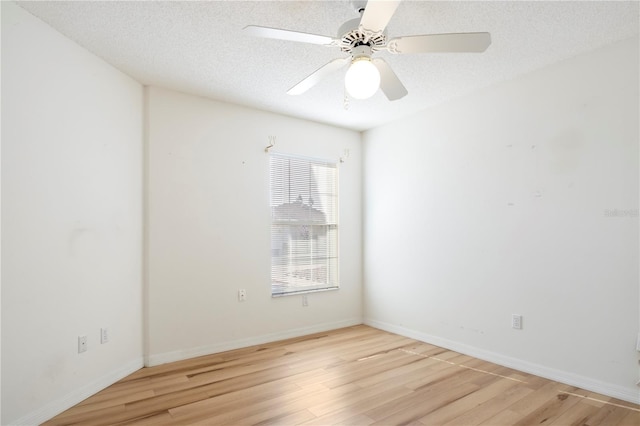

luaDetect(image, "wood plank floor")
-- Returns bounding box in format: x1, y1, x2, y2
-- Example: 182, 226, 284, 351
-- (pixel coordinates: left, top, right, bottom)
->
44, 325, 640, 425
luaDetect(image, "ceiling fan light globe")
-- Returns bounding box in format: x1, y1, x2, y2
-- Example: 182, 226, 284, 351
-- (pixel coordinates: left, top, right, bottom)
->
345, 58, 380, 99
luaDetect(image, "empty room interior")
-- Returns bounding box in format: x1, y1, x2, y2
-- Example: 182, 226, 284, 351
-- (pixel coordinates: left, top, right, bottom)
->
1, 0, 639, 424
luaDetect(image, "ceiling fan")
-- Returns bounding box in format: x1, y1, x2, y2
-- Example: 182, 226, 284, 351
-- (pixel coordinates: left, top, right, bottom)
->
244, 0, 491, 101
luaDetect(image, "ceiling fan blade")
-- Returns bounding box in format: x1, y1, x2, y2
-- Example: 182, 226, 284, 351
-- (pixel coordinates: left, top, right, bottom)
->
387, 32, 491, 54
244, 25, 336, 46
372, 58, 407, 101
287, 57, 350, 95
359, 0, 401, 34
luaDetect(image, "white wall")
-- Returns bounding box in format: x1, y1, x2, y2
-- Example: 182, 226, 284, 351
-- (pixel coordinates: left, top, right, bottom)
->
1, 3, 144, 424
145, 87, 362, 365
363, 36, 639, 403
0, 4, 4, 422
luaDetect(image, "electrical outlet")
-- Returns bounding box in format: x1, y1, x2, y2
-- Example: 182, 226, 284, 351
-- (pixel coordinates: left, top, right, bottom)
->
238, 289, 247, 302
78, 335, 88, 353
302, 295, 308, 307
512, 314, 523, 330
101, 328, 109, 344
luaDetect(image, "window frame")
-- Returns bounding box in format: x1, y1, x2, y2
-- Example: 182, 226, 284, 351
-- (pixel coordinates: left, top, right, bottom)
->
269, 152, 340, 297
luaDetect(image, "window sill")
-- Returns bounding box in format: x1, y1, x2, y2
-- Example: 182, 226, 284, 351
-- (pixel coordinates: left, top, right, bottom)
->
271, 286, 339, 298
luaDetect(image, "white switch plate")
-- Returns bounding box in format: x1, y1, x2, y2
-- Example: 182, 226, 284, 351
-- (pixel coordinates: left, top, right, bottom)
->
238, 289, 247, 302
101, 328, 109, 344
636, 332, 640, 351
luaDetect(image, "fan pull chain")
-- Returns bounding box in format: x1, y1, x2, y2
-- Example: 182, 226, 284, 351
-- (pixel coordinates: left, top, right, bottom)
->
343, 87, 350, 110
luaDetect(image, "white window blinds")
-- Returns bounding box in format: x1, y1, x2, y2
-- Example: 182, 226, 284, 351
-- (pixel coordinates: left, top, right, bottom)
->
270, 153, 339, 296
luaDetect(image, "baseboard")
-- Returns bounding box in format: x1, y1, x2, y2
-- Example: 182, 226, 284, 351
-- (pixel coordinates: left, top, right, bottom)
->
145, 317, 363, 367
365, 318, 640, 405
8, 357, 144, 426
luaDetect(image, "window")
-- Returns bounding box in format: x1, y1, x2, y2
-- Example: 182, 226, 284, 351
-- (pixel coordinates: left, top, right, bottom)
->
270, 153, 339, 296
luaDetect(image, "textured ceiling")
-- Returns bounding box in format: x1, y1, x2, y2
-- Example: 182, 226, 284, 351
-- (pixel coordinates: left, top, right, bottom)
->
15, 0, 640, 131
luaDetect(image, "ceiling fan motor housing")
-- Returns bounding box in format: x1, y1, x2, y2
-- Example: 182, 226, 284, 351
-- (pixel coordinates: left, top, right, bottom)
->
337, 18, 387, 55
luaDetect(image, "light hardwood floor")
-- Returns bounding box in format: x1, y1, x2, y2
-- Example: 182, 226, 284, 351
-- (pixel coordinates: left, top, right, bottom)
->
44, 325, 639, 425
